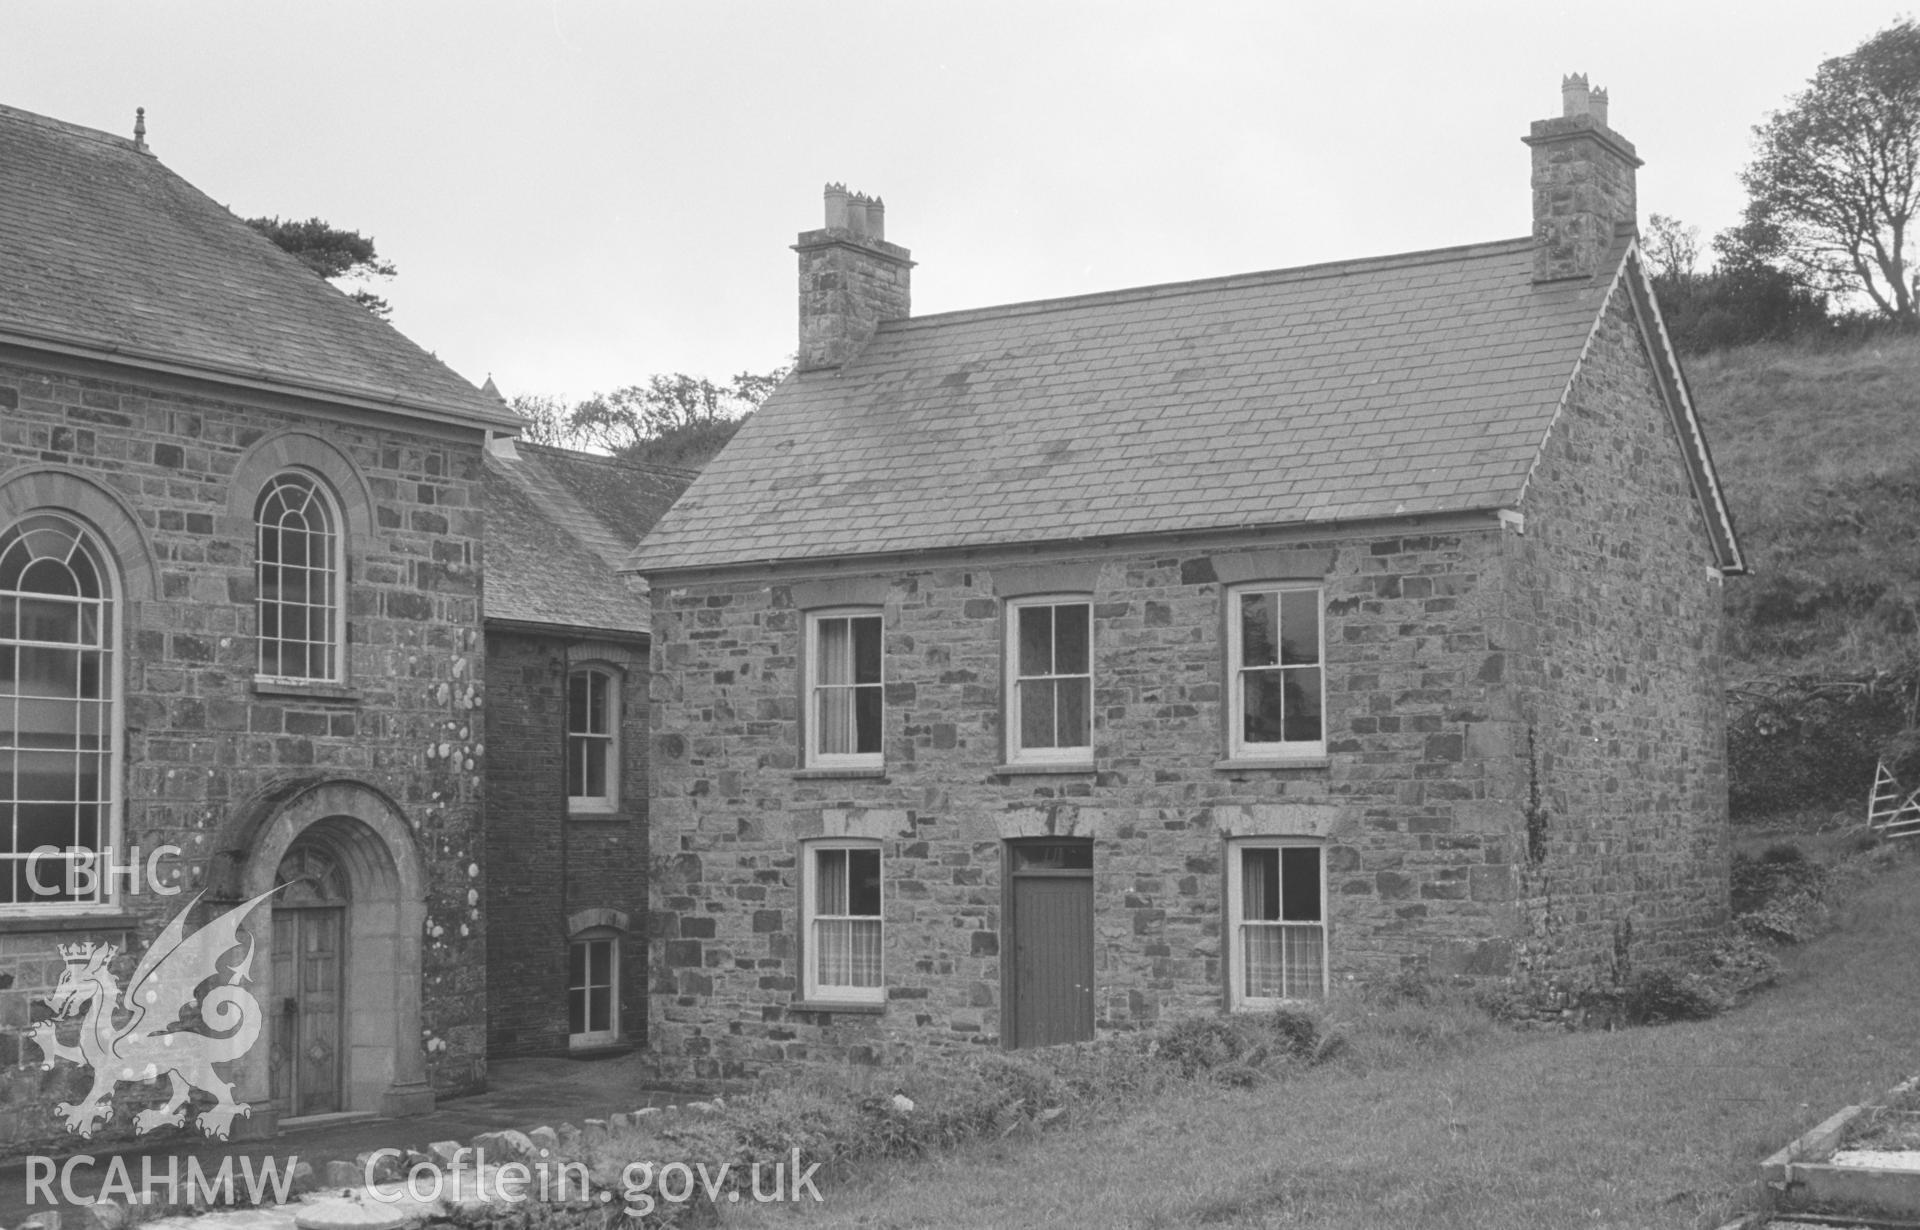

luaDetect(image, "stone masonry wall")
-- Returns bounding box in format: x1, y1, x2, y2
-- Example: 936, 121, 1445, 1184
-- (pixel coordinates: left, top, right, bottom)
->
0, 357, 489, 1150
1506, 287, 1731, 980
484, 632, 649, 1057
647, 526, 1536, 1083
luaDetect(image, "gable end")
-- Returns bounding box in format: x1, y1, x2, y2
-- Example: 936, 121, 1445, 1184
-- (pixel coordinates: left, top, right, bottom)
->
1618, 245, 1744, 575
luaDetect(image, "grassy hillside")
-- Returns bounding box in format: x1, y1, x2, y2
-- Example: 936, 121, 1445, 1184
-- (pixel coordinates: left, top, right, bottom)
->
1688, 335, 1920, 820
1689, 335, 1920, 679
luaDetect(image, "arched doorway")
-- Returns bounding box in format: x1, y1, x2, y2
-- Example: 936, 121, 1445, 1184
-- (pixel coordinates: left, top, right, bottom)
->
224, 779, 432, 1130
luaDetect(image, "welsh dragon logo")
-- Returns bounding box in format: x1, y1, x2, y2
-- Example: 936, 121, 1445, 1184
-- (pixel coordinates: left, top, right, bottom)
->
29, 888, 281, 1140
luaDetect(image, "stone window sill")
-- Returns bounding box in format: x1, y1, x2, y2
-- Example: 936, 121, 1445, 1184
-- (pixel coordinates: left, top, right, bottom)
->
789, 999, 886, 1015
565, 811, 632, 826
0, 911, 142, 935
253, 677, 360, 704
993, 761, 1096, 775
1213, 756, 1332, 772
792, 768, 888, 781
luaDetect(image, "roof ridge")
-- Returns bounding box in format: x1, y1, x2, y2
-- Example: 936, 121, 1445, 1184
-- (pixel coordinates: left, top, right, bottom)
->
511, 440, 702, 480
885, 235, 1535, 332
0, 103, 141, 153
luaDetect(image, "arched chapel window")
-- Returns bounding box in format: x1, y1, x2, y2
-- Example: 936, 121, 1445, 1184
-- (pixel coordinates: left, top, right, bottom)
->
0, 514, 117, 907
256, 473, 342, 682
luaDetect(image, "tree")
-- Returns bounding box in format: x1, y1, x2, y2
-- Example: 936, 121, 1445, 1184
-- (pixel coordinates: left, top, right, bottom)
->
503, 366, 791, 470
245, 215, 399, 318
1642, 213, 1702, 289
505, 394, 574, 447
1638, 212, 1829, 353
1733, 19, 1920, 323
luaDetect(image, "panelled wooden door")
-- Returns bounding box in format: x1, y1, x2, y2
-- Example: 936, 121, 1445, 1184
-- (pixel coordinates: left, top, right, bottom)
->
270, 907, 344, 1116
269, 844, 347, 1117
1007, 840, 1095, 1048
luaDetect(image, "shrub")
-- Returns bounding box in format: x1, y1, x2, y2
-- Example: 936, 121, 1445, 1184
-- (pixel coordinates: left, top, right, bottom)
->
1731, 843, 1829, 915
1152, 1016, 1249, 1078
1623, 968, 1730, 1025
1702, 932, 1783, 998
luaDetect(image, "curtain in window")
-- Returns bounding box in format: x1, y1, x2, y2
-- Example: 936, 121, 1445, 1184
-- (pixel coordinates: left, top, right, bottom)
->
814, 848, 882, 988
814, 616, 881, 756
817, 618, 852, 754
1240, 847, 1323, 999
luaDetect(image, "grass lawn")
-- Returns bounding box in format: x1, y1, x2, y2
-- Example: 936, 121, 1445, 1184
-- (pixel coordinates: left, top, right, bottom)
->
727, 847, 1920, 1229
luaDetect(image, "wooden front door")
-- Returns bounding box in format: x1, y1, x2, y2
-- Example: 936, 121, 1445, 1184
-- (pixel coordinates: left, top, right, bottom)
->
270, 845, 347, 1117
1006, 839, 1095, 1048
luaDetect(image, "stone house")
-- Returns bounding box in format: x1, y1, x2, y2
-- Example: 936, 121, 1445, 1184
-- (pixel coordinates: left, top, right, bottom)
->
480, 439, 692, 1058
630, 79, 1747, 1081
0, 103, 519, 1147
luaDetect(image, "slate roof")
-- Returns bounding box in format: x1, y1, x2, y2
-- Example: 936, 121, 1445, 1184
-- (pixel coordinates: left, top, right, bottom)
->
484, 443, 695, 636
0, 104, 517, 430
628, 237, 1628, 574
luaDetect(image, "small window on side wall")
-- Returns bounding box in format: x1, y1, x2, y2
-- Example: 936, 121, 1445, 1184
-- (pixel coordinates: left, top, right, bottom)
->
256, 472, 344, 682
568, 667, 619, 811
805, 609, 882, 769
1226, 583, 1325, 759
1006, 597, 1092, 764
1226, 841, 1326, 1006
568, 933, 619, 1048
802, 842, 883, 1004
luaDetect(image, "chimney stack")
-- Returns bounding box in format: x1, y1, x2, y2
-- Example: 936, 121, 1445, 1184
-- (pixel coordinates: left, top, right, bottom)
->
795, 183, 913, 371
1523, 74, 1641, 282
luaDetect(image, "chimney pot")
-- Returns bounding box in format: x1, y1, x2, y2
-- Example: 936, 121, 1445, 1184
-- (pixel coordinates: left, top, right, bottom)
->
1590, 86, 1609, 128
1561, 72, 1590, 118
794, 184, 913, 371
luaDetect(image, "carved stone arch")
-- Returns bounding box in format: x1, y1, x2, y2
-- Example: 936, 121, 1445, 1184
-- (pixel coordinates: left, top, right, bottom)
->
222, 430, 378, 551
0, 464, 158, 602
217, 776, 431, 1129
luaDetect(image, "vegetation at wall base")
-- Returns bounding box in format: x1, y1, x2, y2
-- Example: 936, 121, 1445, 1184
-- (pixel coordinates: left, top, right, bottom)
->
690, 841, 1920, 1230
498, 841, 1844, 1227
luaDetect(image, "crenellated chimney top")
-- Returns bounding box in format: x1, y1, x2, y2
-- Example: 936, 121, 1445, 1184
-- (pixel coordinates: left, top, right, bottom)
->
794, 183, 913, 371
1561, 72, 1590, 117
1524, 74, 1641, 283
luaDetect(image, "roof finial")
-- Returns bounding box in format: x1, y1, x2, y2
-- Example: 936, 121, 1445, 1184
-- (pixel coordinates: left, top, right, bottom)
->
132, 107, 147, 152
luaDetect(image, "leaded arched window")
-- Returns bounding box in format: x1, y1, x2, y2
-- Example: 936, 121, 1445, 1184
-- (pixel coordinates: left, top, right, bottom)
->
0, 514, 117, 907
256, 473, 342, 681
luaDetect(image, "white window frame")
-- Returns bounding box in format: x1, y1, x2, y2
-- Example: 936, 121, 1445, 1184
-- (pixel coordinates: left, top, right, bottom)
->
0, 513, 123, 914
254, 471, 346, 684
804, 608, 884, 770
1005, 595, 1094, 765
567, 666, 620, 813
1225, 839, 1328, 1007
800, 840, 884, 1005
1225, 582, 1326, 759
567, 931, 620, 1048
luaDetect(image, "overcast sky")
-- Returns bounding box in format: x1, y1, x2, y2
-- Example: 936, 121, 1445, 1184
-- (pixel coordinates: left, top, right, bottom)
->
6, 2, 1904, 403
